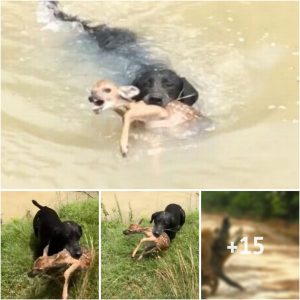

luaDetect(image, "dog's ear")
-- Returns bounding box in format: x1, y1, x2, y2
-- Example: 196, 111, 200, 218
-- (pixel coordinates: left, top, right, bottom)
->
119, 85, 140, 99
179, 78, 199, 106
78, 225, 83, 237
150, 212, 160, 223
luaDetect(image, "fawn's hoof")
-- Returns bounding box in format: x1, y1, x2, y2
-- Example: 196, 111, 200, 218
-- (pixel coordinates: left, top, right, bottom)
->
120, 145, 128, 157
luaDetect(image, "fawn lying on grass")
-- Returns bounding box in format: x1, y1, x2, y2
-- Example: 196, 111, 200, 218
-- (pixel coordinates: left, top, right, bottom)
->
123, 219, 170, 260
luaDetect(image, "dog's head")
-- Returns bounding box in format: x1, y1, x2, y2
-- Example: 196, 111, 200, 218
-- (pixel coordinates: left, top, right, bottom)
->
132, 69, 198, 107
50, 221, 83, 259
150, 211, 175, 237
88, 79, 140, 114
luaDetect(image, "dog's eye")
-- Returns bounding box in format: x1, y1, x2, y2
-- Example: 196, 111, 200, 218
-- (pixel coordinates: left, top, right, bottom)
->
162, 78, 173, 87
142, 79, 153, 88
103, 88, 111, 93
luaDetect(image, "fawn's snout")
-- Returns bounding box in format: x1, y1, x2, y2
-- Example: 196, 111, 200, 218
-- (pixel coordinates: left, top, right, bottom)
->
88, 80, 120, 114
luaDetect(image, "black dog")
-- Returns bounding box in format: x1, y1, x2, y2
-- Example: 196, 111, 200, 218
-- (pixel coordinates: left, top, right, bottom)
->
32, 200, 82, 259
150, 204, 185, 240
46, 1, 199, 107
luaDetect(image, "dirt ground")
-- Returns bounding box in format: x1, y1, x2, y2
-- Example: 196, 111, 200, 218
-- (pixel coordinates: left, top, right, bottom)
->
202, 214, 299, 299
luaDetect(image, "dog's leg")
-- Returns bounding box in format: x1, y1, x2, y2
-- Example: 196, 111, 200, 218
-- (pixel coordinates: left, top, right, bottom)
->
217, 270, 244, 291
62, 262, 81, 300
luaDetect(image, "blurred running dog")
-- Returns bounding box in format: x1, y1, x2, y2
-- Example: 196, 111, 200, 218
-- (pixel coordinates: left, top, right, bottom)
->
201, 217, 244, 298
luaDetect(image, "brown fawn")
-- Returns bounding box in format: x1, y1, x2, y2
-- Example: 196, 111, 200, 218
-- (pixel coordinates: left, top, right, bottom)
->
123, 219, 171, 260
30, 246, 92, 300
88, 79, 205, 156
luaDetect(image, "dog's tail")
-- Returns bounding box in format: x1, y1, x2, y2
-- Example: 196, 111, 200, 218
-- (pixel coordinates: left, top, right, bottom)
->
32, 200, 44, 209
44, 1, 96, 33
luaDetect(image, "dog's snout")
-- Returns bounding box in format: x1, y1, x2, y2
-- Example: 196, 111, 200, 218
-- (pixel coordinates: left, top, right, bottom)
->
148, 96, 163, 106
74, 249, 82, 259
153, 230, 161, 237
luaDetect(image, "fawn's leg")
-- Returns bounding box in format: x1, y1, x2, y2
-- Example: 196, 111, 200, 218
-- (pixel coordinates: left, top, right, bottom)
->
62, 262, 81, 300
120, 113, 133, 157
132, 239, 145, 258
132, 237, 154, 258
137, 245, 157, 260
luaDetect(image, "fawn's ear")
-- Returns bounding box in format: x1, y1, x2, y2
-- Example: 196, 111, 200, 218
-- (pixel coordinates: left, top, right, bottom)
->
42, 245, 49, 256
138, 218, 144, 225
119, 85, 140, 99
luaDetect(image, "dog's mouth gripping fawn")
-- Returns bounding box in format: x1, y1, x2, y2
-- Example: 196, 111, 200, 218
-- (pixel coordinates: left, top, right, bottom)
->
88, 79, 206, 156
123, 219, 171, 260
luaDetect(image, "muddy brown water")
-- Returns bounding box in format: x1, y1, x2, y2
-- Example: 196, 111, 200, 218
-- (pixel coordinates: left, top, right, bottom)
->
2, 1, 299, 189
202, 214, 299, 299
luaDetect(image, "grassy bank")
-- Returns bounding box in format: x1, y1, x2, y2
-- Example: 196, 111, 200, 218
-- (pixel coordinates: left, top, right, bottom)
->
1, 199, 99, 299
101, 208, 199, 299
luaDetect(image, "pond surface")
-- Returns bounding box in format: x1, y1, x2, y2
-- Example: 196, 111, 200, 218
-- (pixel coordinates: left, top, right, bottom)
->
2, 1, 298, 188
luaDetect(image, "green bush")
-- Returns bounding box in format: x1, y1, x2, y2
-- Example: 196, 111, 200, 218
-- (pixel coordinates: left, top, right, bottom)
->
202, 191, 299, 221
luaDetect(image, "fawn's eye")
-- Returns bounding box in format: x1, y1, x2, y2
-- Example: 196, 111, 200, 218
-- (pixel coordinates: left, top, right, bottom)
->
103, 88, 111, 93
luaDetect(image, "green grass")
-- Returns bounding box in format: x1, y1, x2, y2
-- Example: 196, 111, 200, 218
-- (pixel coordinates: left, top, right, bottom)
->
101, 209, 199, 299
1, 199, 99, 299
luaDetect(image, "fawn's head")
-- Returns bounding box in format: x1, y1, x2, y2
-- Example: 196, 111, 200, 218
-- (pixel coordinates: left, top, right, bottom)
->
123, 219, 144, 235
88, 80, 140, 114
28, 253, 55, 277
